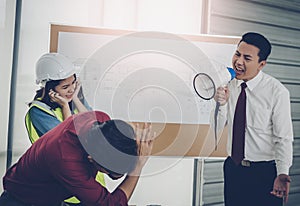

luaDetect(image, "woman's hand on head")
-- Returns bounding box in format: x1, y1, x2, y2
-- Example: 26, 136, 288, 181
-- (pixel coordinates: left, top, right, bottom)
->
49, 89, 69, 107
73, 79, 82, 99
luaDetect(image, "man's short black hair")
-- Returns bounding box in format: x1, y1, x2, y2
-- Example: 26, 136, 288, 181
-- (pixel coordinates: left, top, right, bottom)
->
85, 120, 138, 175
239, 32, 272, 62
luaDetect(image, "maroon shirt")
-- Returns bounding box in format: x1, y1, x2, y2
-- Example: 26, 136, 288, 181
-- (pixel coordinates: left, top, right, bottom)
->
3, 111, 128, 206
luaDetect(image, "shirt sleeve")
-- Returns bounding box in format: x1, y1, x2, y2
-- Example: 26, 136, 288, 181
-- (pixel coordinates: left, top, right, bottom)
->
29, 107, 61, 136
210, 101, 228, 135
48, 135, 128, 206
52, 160, 128, 206
82, 99, 93, 111
272, 89, 294, 175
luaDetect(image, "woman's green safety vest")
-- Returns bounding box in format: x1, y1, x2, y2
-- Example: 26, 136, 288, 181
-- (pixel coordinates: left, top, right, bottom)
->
25, 100, 105, 204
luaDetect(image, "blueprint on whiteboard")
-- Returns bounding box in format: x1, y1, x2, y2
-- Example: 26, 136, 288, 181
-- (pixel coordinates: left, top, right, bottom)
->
58, 31, 236, 124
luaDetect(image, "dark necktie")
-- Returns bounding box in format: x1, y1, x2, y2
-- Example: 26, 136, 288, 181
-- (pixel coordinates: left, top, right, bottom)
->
232, 82, 247, 165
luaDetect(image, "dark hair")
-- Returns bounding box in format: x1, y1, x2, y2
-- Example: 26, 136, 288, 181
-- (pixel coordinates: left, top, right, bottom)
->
34, 78, 64, 109
239, 32, 272, 62
85, 120, 138, 174
32, 74, 86, 110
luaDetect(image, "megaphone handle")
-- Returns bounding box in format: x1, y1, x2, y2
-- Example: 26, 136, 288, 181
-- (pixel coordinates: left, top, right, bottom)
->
214, 101, 221, 151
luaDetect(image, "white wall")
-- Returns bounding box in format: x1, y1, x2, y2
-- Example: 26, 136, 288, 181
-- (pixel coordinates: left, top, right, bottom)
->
2, 0, 206, 205
105, 157, 194, 206
13, 0, 105, 156
0, 0, 15, 179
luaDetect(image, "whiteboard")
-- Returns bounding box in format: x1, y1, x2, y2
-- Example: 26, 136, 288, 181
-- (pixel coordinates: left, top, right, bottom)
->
50, 24, 240, 157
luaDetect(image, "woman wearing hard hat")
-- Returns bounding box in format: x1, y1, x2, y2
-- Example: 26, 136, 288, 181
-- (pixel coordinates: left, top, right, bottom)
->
25, 52, 104, 206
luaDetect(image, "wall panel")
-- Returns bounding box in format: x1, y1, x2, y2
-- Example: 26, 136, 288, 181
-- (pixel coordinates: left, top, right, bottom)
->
199, 0, 300, 205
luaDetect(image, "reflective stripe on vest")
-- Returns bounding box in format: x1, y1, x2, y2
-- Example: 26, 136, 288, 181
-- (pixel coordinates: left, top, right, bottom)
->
25, 100, 63, 143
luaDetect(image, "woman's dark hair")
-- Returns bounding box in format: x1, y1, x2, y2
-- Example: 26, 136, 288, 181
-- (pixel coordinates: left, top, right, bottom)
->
32, 74, 86, 110
239, 32, 272, 62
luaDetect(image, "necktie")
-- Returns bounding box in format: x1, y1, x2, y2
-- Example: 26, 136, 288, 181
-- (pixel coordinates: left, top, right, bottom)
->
232, 82, 247, 165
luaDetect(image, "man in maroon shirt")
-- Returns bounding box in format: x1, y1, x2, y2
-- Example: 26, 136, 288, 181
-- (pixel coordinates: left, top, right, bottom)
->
0, 111, 153, 206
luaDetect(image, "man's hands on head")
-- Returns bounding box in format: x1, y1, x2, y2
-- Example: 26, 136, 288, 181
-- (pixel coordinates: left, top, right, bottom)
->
118, 122, 154, 200
132, 123, 154, 173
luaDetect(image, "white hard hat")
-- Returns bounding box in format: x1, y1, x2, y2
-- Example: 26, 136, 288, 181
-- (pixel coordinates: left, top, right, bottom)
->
35, 53, 75, 85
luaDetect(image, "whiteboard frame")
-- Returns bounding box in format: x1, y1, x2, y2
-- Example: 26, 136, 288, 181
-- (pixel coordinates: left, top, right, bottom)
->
49, 24, 240, 157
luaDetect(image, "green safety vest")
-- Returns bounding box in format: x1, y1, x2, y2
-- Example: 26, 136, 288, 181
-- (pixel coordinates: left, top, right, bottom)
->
25, 100, 105, 204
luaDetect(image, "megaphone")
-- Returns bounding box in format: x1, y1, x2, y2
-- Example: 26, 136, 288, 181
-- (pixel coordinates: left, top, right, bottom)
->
193, 67, 236, 100
193, 66, 236, 150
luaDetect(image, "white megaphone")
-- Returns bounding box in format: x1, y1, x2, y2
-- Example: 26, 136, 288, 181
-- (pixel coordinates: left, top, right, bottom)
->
193, 65, 236, 150
193, 66, 236, 100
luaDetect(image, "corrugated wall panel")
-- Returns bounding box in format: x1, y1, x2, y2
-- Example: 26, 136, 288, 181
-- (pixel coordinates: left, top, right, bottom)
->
291, 103, 300, 121
209, 0, 300, 41
200, 0, 300, 205
264, 65, 300, 84
287, 174, 300, 206
202, 159, 224, 205
202, 182, 223, 205
210, 0, 300, 31
270, 45, 300, 66
210, 17, 300, 44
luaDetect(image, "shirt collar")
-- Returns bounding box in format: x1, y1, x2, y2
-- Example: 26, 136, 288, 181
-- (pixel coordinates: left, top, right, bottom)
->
237, 71, 262, 91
